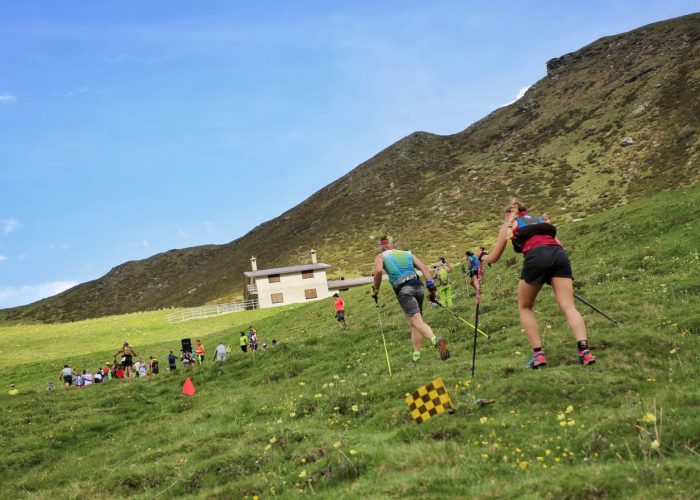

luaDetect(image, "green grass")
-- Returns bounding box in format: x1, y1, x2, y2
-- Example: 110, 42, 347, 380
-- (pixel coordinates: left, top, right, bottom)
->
2, 184, 700, 498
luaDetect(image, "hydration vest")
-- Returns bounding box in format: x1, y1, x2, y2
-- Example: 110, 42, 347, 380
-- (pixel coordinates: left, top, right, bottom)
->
512, 214, 557, 253
382, 250, 417, 287
437, 266, 450, 285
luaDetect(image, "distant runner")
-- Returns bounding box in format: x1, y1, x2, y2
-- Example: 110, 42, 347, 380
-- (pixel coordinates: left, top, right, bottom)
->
372, 235, 450, 363
114, 342, 138, 379
333, 293, 347, 328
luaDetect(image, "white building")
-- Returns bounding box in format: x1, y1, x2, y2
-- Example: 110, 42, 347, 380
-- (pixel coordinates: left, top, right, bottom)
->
243, 250, 334, 308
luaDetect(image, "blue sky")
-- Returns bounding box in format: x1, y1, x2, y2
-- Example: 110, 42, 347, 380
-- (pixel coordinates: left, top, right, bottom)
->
1, 1, 697, 308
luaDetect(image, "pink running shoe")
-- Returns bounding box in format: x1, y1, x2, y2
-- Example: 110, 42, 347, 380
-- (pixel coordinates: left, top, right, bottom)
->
579, 350, 596, 365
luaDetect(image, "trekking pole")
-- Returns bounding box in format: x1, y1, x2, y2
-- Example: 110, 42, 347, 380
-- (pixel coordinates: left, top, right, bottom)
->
373, 296, 393, 377
435, 301, 490, 339
573, 293, 620, 325
471, 265, 484, 378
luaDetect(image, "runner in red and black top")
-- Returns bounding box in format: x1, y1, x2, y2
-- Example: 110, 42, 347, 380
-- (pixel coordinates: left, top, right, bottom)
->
481, 198, 596, 369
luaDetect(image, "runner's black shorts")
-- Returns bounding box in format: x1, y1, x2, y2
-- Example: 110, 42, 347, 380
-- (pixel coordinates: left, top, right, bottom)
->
520, 245, 573, 285
122, 355, 133, 367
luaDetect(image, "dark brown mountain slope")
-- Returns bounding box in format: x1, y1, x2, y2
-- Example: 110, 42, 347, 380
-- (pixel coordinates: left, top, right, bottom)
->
3, 13, 698, 323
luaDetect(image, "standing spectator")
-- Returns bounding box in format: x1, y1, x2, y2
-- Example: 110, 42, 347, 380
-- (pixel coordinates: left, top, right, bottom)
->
333, 293, 347, 328
114, 342, 138, 379
196, 340, 205, 365
149, 356, 159, 375
167, 351, 177, 372
239, 332, 248, 353
59, 365, 74, 389
214, 343, 228, 361
181, 350, 194, 369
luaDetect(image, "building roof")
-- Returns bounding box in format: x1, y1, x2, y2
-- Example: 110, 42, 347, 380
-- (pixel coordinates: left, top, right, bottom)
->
244, 263, 330, 278
327, 276, 376, 289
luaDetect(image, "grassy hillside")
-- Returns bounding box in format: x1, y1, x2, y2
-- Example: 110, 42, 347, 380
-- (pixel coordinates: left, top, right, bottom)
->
1, 185, 699, 498
3, 13, 699, 323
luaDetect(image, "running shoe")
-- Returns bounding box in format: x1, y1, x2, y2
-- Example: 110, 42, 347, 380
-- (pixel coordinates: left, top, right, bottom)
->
579, 350, 596, 366
435, 336, 450, 361
525, 351, 547, 369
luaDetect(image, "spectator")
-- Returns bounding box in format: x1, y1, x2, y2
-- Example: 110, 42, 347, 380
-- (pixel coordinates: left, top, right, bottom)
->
333, 293, 347, 328
149, 356, 159, 375
239, 332, 248, 353
8, 384, 19, 396
114, 342, 138, 379
82, 370, 93, 386
167, 351, 177, 372
136, 358, 148, 378
181, 350, 194, 369
214, 343, 228, 361
94, 369, 103, 384
196, 340, 205, 365
59, 365, 74, 389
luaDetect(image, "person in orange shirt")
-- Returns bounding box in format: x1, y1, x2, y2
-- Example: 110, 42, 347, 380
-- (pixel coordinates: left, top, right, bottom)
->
196, 340, 205, 365
333, 293, 347, 328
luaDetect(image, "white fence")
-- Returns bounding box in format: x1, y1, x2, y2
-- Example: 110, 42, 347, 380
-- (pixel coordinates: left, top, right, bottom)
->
165, 299, 259, 324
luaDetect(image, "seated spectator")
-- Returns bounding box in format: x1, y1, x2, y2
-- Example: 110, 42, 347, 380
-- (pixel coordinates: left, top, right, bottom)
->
137, 358, 148, 378
73, 371, 84, 388
82, 370, 93, 386
94, 370, 103, 383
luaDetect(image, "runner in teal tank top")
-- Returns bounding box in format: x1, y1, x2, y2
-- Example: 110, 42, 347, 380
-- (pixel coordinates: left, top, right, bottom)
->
372, 235, 450, 363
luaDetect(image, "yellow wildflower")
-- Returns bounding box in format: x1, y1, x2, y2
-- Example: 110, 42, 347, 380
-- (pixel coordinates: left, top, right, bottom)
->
565, 405, 574, 414
479, 417, 488, 424
641, 412, 656, 424
298, 470, 307, 478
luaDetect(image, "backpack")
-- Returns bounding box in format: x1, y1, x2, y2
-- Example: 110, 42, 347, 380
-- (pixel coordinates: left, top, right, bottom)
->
437, 266, 450, 285
512, 215, 557, 253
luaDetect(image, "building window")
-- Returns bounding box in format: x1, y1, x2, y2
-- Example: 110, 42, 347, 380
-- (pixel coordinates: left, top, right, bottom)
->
268, 274, 281, 283
304, 288, 318, 300
302, 270, 314, 279
271, 293, 284, 304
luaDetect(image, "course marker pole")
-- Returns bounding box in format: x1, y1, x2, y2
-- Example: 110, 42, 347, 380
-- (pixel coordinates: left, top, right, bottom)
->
373, 297, 393, 377
471, 265, 484, 378
435, 302, 490, 339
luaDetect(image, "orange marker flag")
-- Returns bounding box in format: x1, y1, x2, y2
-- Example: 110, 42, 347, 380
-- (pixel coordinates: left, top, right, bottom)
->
182, 377, 196, 396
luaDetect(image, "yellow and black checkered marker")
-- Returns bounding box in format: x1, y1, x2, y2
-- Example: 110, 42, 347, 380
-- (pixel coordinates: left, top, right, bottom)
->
405, 378, 453, 424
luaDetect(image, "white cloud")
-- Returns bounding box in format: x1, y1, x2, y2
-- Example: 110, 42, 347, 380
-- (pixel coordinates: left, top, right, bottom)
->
502, 85, 532, 107
0, 94, 16, 103
1, 218, 21, 235
0, 255, 6, 262
178, 229, 191, 238
0, 280, 79, 308
66, 86, 99, 97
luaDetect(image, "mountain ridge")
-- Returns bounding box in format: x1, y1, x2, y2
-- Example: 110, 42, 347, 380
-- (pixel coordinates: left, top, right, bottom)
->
3, 13, 698, 323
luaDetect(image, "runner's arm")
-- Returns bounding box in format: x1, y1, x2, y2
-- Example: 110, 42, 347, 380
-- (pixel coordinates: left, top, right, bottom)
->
482, 223, 509, 264
412, 255, 433, 283
372, 254, 384, 291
